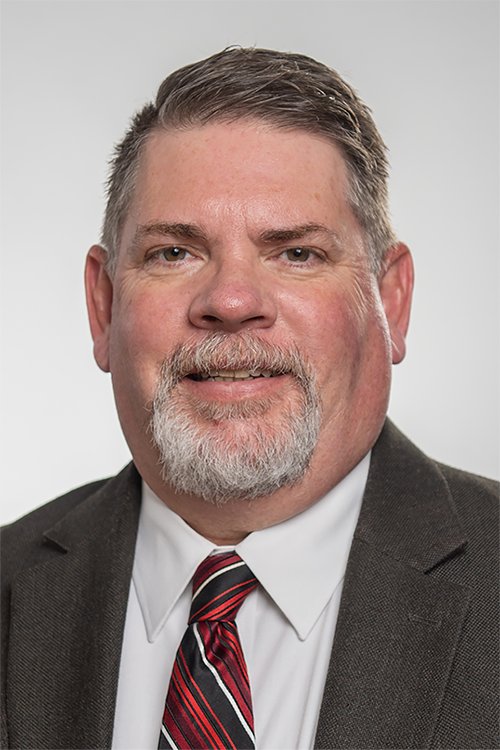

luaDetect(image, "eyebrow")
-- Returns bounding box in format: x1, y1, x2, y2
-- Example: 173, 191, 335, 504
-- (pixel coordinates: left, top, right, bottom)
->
130, 222, 209, 251
257, 223, 340, 246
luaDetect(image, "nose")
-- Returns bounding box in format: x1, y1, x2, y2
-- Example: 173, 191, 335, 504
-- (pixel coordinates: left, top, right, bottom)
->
188, 256, 277, 333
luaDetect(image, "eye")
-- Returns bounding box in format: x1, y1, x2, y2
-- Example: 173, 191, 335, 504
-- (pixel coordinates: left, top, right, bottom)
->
285, 247, 311, 262
160, 246, 188, 262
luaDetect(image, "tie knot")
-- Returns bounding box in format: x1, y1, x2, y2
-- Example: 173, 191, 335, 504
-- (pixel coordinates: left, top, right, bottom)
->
189, 552, 258, 624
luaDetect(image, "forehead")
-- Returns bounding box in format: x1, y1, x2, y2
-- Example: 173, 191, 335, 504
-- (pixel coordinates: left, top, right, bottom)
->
125, 121, 361, 244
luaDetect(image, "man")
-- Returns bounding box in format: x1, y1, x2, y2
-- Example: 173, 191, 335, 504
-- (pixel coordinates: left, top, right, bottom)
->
1, 47, 498, 750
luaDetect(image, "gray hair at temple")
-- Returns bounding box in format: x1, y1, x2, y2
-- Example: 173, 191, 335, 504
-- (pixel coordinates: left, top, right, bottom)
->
101, 47, 397, 276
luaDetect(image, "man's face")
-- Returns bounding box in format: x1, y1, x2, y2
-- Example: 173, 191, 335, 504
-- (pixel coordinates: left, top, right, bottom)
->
87, 121, 410, 505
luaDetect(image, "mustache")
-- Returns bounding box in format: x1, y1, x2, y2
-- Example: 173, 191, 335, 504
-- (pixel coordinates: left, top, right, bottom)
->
157, 331, 315, 392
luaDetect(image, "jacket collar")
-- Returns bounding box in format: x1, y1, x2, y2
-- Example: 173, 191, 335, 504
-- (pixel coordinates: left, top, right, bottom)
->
354, 419, 467, 572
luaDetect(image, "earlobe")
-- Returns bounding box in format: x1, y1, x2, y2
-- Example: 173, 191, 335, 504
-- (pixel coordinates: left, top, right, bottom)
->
85, 245, 113, 372
378, 243, 414, 365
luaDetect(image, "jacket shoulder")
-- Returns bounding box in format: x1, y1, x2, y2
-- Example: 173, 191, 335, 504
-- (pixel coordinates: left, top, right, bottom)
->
1, 463, 141, 750
435, 462, 498, 567
436, 461, 498, 512
1, 473, 122, 580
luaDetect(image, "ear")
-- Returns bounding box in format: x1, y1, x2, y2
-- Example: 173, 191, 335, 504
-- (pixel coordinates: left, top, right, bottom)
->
85, 245, 113, 372
378, 243, 414, 365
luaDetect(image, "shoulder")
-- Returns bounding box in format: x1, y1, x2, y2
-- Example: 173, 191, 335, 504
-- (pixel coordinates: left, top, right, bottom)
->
437, 464, 500, 559
366, 419, 498, 570
373, 421, 498, 615
375, 419, 498, 511
436, 463, 500, 502
1, 463, 141, 581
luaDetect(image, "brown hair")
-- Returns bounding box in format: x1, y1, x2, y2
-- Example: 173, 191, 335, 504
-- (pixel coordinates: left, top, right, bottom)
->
101, 47, 396, 274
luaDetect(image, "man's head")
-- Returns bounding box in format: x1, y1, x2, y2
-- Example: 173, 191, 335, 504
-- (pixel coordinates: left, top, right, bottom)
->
101, 47, 396, 277
85, 49, 413, 540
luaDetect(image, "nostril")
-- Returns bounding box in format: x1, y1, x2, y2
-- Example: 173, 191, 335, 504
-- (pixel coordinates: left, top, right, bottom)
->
190, 285, 278, 332
201, 313, 267, 327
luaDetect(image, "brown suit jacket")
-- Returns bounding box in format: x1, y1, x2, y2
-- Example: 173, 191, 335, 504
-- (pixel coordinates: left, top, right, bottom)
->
1, 421, 498, 749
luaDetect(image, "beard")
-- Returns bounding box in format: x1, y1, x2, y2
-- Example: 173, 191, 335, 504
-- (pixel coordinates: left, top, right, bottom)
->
150, 332, 321, 505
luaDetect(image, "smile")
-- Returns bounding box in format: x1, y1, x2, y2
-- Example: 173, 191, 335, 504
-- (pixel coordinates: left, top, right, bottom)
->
188, 369, 277, 382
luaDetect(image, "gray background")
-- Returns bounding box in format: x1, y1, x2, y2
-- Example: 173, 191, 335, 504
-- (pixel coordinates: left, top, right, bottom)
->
1, 0, 498, 524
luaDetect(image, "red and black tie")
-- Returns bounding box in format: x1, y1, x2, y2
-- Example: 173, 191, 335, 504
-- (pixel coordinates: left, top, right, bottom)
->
159, 552, 259, 749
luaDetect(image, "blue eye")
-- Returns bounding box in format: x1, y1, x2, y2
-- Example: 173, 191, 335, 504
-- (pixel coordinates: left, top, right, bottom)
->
161, 246, 187, 261
286, 247, 311, 262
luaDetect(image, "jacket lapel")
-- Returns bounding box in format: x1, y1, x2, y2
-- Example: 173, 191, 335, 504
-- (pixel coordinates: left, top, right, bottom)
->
5, 463, 141, 750
315, 421, 470, 749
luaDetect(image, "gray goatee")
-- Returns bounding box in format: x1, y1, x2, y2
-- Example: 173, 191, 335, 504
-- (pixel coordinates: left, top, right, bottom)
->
151, 332, 321, 504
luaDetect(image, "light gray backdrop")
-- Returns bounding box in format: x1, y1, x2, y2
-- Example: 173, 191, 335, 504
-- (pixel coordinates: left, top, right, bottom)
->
1, 0, 498, 524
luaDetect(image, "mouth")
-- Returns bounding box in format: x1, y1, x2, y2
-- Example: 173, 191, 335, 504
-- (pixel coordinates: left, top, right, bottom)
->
187, 369, 279, 382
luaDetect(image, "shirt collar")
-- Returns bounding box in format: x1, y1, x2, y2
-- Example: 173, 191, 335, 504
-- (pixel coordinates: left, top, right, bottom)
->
133, 453, 370, 643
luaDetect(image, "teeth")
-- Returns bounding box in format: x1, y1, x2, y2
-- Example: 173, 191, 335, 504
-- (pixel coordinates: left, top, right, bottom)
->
198, 369, 275, 381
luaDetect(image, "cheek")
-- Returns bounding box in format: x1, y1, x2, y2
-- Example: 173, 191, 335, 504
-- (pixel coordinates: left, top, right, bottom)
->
108, 286, 185, 401
319, 305, 365, 387
282, 286, 363, 361
284, 282, 390, 393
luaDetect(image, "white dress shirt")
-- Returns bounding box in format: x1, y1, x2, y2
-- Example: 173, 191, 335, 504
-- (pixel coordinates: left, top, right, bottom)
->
112, 453, 370, 750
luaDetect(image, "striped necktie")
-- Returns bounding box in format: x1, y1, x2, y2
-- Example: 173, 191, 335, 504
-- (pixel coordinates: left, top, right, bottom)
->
159, 552, 259, 749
